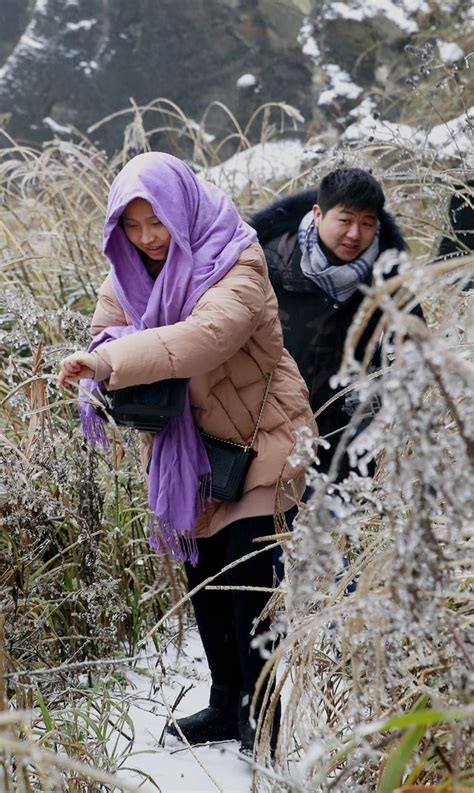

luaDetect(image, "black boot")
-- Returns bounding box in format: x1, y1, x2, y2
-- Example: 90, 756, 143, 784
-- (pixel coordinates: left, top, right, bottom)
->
167, 684, 239, 745
238, 691, 281, 757
167, 706, 239, 743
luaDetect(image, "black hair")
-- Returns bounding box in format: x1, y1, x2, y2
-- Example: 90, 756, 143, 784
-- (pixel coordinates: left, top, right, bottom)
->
318, 168, 385, 217
437, 180, 474, 257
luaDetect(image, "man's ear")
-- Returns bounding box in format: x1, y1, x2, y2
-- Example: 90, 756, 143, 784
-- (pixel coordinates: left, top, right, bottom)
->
312, 204, 322, 226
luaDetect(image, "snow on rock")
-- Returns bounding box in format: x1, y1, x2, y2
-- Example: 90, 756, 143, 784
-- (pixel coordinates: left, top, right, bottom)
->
20, 34, 46, 51
298, 18, 321, 64
35, 0, 51, 13
79, 60, 99, 76
318, 64, 362, 106
0, 30, 48, 84
349, 96, 377, 119
42, 117, 73, 135
342, 115, 423, 144
437, 39, 464, 63
325, 0, 430, 34
342, 106, 474, 159
236, 73, 258, 89
203, 139, 305, 196
185, 119, 216, 143
65, 19, 98, 32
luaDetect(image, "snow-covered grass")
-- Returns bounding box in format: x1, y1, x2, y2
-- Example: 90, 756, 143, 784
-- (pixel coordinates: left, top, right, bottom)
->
114, 630, 253, 793
1, 89, 473, 790
204, 139, 305, 198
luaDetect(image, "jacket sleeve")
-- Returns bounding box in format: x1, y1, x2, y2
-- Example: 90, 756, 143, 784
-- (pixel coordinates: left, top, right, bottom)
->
93, 248, 268, 389
90, 275, 128, 336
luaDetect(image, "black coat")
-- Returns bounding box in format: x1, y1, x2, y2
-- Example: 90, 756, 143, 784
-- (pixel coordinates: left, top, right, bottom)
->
249, 190, 417, 474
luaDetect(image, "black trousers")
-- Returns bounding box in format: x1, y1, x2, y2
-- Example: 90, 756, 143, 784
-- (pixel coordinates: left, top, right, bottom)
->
184, 513, 291, 710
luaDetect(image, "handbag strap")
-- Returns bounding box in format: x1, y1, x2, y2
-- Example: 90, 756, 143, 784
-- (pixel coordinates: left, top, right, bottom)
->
248, 371, 273, 449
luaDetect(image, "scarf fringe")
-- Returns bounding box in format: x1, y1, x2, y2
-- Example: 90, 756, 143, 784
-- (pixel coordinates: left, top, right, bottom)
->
148, 473, 212, 566
79, 402, 109, 449
149, 516, 199, 566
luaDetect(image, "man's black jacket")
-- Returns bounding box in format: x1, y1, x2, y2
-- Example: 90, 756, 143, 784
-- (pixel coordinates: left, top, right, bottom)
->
249, 189, 422, 474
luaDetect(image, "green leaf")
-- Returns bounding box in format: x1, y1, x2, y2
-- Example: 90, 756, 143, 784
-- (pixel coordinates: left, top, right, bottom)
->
377, 722, 426, 793
36, 689, 54, 733
382, 706, 474, 731
377, 695, 430, 793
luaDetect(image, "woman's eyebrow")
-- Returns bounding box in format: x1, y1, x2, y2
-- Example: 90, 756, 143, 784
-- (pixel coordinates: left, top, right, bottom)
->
122, 214, 157, 222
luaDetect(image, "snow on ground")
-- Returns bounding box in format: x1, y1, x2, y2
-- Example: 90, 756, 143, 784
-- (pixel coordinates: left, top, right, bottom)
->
203, 139, 305, 197
114, 629, 253, 793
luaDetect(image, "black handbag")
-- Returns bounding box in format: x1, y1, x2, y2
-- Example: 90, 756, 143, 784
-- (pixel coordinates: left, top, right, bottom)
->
201, 372, 273, 502
92, 378, 187, 433
92, 372, 273, 503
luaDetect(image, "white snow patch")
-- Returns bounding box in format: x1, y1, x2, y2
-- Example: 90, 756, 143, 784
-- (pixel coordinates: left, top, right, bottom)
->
326, 0, 430, 34
79, 60, 99, 76
343, 115, 422, 145
318, 64, 362, 106
342, 107, 474, 158
427, 107, 474, 156
437, 40, 464, 63
66, 19, 97, 32
203, 139, 304, 196
298, 19, 321, 63
21, 34, 46, 51
111, 630, 253, 792
326, 2, 364, 21
42, 117, 72, 135
236, 73, 258, 89
0, 25, 48, 84
185, 119, 215, 143
349, 96, 377, 119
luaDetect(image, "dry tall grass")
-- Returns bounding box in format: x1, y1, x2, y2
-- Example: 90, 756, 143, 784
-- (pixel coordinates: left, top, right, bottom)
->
1, 93, 473, 790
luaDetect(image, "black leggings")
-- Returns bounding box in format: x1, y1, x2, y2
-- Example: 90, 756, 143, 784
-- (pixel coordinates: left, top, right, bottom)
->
184, 512, 292, 704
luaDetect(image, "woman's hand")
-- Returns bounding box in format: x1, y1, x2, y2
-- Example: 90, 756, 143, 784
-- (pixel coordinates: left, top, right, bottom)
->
58, 352, 97, 386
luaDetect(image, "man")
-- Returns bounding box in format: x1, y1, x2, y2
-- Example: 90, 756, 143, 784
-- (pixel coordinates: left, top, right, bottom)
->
436, 180, 474, 291
249, 168, 419, 479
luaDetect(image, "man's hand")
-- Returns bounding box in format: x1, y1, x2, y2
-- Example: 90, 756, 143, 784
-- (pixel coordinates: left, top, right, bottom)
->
58, 352, 96, 386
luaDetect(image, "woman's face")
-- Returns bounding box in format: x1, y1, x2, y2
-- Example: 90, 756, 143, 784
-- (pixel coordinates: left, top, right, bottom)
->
122, 198, 171, 263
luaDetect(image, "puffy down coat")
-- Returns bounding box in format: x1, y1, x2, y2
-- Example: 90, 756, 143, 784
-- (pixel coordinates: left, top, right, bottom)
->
90, 243, 317, 536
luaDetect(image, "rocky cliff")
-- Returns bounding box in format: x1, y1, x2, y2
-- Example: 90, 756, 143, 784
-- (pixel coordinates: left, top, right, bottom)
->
0, 0, 471, 154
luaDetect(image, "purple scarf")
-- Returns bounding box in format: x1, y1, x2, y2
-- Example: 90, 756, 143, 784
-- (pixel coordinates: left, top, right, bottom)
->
79, 152, 257, 564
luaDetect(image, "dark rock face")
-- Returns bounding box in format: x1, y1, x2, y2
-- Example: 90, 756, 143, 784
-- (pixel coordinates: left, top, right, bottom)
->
0, 0, 32, 66
0, 0, 314, 152
0, 0, 468, 154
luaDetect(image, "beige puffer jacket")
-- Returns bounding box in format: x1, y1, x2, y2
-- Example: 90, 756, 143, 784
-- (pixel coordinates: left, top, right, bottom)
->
90, 243, 317, 536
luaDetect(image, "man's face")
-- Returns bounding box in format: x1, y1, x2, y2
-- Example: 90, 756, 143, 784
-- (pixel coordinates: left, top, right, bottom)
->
313, 203, 378, 263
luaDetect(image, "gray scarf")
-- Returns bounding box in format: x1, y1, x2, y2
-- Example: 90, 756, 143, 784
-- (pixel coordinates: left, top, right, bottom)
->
298, 211, 379, 302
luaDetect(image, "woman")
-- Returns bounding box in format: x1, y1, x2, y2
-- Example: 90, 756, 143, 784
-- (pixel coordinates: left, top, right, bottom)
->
58, 152, 316, 754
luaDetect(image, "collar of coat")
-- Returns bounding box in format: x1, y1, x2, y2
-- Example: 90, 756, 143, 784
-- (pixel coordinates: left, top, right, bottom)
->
248, 188, 407, 294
